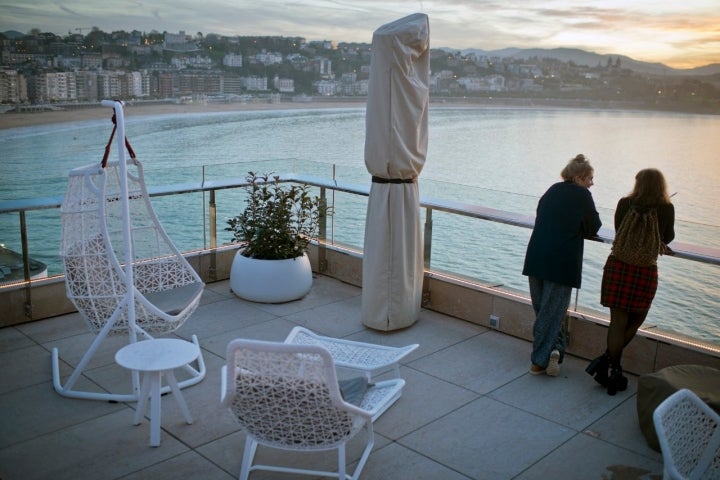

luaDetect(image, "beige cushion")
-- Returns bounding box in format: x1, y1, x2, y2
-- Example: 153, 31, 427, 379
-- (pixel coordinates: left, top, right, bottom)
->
144, 282, 203, 315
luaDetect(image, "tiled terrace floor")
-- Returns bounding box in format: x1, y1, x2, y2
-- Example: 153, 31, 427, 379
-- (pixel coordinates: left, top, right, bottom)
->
0, 275, 664, 479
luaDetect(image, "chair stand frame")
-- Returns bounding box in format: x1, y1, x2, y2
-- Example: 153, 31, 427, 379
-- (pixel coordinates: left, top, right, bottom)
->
239, 423, 375, 480
52, 331, 205, 403
52, 100, 206, 402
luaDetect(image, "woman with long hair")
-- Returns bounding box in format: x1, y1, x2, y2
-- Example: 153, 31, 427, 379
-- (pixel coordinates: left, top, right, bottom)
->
586, 168, 675, 395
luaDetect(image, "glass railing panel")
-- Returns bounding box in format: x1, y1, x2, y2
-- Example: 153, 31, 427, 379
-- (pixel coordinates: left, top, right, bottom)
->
148, 192, 206, 253
418, 180, 720, 346
326, 163, 370, 185
2, 168, 718, 346
200, 159, 338, 249
674, 219, 720, 249
323, 190, 368, 250
421, 178, 540, 216
319, 163, 369, 250
199, 159, 336, 184
426, 209, 531, 290
0, 210, 60, 282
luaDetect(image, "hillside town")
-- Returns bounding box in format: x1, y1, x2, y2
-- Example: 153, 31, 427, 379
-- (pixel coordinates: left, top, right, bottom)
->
1, 28, 718, 114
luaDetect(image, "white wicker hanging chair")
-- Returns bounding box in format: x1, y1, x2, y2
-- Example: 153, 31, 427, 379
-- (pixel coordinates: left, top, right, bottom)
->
52, 100, 206, 402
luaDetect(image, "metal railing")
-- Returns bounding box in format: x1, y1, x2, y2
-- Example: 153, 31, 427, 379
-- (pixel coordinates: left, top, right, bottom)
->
3, 172, 717, 269
2, 172, 719, 343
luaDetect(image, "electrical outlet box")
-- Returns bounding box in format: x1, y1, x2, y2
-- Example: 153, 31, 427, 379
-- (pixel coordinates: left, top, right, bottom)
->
489, 315, 500, 329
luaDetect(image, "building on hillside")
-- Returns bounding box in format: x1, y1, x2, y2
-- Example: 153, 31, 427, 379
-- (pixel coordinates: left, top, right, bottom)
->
171, 55, 213, 69
255, 51, 283, 65
272, 75, 294, 93
178, 72, 223, 96
242, 76, 268, 91
313, 57, 333, 79
1, 52, 55, 67
314, 79, 338, 96
126, 71, 144, 97
223, 75, 243, 95
163, 31, 199, 53
97, 72, 123, 100
0, 69, 27, 103
157, 72, 177, 98
44, 72, 77, 101
58, 55, 82, 69
223, 53, 243, 68
81, 53, 103, 70
75, 71, 98, 102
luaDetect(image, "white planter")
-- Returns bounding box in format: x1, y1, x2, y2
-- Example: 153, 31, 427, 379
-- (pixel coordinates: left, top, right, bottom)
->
230, 251, 313, 303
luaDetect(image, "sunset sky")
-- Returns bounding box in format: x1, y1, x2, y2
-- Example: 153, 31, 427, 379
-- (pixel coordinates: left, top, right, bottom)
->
1, 0, 718, 69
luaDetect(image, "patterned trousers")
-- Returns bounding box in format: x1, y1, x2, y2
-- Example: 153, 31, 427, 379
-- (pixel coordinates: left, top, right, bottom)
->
528, 276, 571, 368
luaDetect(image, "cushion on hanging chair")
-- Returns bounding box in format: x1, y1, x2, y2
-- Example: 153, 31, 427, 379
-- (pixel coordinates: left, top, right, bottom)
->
145, 281, 204, 315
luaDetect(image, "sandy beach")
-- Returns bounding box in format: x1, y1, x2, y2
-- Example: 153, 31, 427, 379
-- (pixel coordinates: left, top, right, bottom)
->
0, 97, 714, 130
2, 97, 702, 131
0, 97, 590, 131
0, 99, 367, 130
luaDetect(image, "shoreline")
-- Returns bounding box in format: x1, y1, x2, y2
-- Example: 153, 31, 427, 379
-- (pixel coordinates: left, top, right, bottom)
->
0, 100, 368, 130
1, 97, 716, 131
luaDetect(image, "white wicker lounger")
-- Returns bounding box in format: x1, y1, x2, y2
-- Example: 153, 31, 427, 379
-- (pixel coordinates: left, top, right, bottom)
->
284, 326, 419, 380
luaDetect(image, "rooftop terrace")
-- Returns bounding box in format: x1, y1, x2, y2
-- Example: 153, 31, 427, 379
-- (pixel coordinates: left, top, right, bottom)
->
1, 274, 665, 480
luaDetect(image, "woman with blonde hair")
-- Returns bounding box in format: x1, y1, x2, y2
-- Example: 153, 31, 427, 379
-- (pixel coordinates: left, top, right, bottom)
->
523, 154, 602, 376
586, 168, 675, 395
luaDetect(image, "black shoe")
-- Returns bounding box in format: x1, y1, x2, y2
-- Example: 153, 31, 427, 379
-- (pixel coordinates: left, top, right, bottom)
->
585, 353, 609, 387
607, 366, 628, 396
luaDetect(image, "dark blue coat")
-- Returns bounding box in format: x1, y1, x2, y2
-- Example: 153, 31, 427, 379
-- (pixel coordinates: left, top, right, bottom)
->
522, 180, 602, 288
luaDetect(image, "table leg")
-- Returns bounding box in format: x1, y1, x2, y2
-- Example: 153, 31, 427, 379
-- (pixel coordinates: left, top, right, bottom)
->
133, 372, 152, 426
166, 370, 193, 424
149, 371, 162, 447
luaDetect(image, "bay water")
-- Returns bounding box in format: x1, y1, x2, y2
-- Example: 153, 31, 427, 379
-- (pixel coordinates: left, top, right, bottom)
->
1, 106, 718, 343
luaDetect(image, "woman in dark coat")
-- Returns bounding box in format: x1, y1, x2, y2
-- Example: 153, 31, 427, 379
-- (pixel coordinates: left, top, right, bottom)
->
586, 168, 675, 395
523, 154, 602, 376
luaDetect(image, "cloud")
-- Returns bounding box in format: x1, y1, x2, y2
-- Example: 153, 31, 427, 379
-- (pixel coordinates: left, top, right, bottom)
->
56, 3, 81, 16
0, 0, 717, 67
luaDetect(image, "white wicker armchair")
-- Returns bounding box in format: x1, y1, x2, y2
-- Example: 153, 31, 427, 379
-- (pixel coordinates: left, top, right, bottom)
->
653, 388, 720, 480
221, 339, 405, 480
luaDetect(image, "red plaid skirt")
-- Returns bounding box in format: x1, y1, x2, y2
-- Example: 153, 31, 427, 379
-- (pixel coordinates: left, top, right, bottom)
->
601, 255, 658, 312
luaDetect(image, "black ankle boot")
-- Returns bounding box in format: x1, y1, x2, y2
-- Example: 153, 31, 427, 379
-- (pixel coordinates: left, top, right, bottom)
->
607, 366, 628, 396
585, 353, 610, 387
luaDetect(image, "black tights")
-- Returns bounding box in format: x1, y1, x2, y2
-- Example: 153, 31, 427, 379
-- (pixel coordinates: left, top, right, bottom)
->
606, 308, 649, 368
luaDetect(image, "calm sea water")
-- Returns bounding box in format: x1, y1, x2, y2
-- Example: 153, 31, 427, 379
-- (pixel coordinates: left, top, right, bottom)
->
1, 106, 719, 343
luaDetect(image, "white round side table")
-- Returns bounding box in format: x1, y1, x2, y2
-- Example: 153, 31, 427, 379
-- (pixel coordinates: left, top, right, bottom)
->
115, 338, 200, 447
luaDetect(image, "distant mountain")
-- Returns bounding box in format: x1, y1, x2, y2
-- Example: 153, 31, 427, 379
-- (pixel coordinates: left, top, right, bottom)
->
687, 63, 720, 76
439, 46, 720, 76
1, 30, 25, 39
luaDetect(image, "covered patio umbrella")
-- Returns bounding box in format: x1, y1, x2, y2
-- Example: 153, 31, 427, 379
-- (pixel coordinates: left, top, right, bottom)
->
362, 13, 430, 331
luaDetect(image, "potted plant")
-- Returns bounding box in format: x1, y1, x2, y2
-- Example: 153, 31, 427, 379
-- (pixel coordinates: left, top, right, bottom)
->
226, 172, 324, 302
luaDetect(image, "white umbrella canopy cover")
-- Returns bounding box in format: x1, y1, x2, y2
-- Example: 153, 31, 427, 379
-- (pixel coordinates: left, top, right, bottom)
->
362, 13, 430, 331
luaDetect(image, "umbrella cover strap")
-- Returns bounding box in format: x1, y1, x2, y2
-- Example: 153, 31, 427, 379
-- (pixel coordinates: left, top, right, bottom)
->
371, 176, 416, 184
